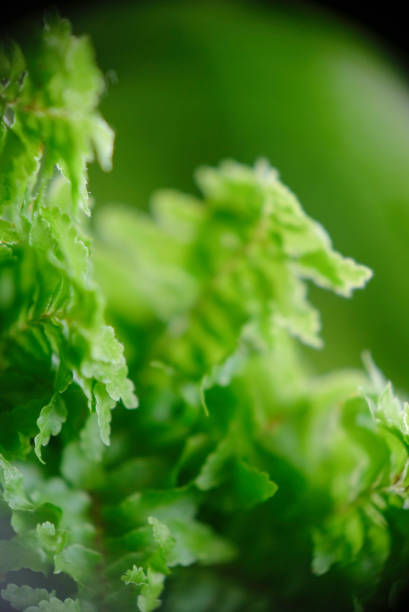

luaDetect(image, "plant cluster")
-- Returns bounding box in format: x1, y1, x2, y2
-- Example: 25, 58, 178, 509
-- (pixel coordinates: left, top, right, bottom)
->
1, 18, 409, 612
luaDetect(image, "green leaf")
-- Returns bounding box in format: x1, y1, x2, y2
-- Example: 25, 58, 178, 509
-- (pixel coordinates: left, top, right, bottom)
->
0, 453, 33, 510
165, 518, 236, 566
0, 533, 49, 574
34, 394, 67, 462
122, 566, 165, 612
93, 382, 115, 445
89, 115, 114, 172
1, 584, 54, 611
122, 565, 148, 587
147, 516, 175, 573
114, 488, 198, 534
54, 543, 101, 584
311, 511, 365, 576
195, 439, 233, 491
0, 219, 19, 243
36, 521, 66, 554
230, 460, 278, 510
24, 597, 81, 612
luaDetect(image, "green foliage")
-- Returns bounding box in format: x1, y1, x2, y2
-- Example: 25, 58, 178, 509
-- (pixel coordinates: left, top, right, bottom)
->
1, 584, 81, 611
0, 16, 137, 467
1, 15, 409, 612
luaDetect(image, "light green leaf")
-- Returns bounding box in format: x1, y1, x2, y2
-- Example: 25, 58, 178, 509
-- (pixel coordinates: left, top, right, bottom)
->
195, 439, 233, 491
122, 566, 165, 612
0, 454, 33, 511
93, 382, 115, 445
0, 533, 49, 574
34, 395, 67, 462
89, 115, 114, 171
0, 219, 19, 243
165, 518, 236, 566
36, 521, 66, 554
54, 543, 101, 584
1, 584, 54, 611
25, 597, 81, 612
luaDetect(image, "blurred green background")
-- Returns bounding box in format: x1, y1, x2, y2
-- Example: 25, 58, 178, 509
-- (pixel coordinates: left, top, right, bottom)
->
70, 0, 409, 391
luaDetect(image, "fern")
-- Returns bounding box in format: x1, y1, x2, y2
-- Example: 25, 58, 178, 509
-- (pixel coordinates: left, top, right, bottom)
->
1, 16, 408, 612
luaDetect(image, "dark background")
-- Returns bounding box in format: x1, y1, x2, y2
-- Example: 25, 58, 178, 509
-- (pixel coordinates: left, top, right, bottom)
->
2, 1, 409, 65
